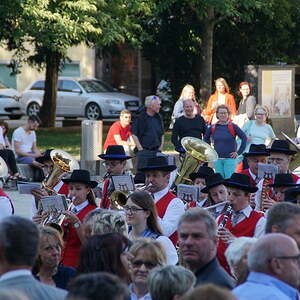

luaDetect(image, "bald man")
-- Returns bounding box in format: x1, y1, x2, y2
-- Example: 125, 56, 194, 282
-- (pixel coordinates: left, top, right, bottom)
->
233, 233, 300, 300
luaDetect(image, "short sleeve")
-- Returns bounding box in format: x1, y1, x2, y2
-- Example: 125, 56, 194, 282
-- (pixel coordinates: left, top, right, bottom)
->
12, 128, 22, 142
267, 125, 276, 139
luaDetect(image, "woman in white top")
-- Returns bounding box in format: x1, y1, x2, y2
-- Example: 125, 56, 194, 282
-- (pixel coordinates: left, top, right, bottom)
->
125, 190, 178, 265
170, 84, 200, 128
242, 105, 276, 153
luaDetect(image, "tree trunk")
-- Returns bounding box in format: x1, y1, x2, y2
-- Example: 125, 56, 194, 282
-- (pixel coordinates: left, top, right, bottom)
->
40, 52, 61, 127
199, 6, 215, 102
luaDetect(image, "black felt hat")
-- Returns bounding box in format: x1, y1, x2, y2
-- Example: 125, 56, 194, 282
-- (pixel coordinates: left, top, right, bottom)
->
268, 173, 299, 188
189, 166, 215, 182
36, 149, 54, 164
62, 169, 98, 188
139, 156, 177, 172
98, 145, 131, 160
224, 173, 258, 193
285, 186, 300, 203
243, 144, 269, 157
201, 173, 225, 193
268, 140, 297, 155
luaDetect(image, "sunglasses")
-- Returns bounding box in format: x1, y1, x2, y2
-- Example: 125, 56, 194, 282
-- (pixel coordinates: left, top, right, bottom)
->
132, 260, 159, 269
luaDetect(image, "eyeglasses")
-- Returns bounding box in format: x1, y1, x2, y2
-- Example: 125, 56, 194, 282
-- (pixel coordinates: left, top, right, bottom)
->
275, 254, 300, 264
102, 161, 121, 168
268, 157, 285, 163
123, 206, 146, 214
132, 260, 159, 269
255, 113, 266, 116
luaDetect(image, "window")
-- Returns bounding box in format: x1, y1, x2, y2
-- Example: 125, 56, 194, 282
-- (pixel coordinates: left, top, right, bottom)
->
79, 80, 115, 93
30, 80, 45, 90
61, 80, 81, 92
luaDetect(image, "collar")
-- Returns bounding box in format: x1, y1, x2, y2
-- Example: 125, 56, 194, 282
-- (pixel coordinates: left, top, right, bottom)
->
74, 200, 89, 213
216, 203, 226, 213
195, 257, 218, 276
237, 205, 253, 218
198, 199, 207, 207
128, 283, 151, 300
248, 271, 299, 298
153, 186, 169, 203
249, 169, 257, 181
0, 269, 31, 282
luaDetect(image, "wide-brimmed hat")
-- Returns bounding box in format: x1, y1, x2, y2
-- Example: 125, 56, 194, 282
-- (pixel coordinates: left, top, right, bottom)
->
62, 169, 98, 188
98, 145, 131, 160
268, 173, 299, 188
201, 173, 225, 193
139, 156, 177, 172
285, 186, 300, 203
224, 173, 258, 193
243, 144, 269, 157
189, 166, 215, 182
268, 140, 297, 155
36, 149, 54, 164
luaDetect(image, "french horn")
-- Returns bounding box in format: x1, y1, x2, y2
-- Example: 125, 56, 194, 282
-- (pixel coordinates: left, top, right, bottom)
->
174, 137, 218, 185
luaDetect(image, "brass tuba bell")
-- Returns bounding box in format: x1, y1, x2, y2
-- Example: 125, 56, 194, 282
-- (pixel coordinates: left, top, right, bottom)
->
42, 149, 79, 192
174, 137, 218, 185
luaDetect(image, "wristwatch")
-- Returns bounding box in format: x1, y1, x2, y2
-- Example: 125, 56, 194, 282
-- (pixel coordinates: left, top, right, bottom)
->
73, 222, 81, 229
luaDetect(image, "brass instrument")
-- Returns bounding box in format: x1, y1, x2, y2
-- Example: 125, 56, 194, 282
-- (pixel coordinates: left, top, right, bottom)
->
174, 137, 218, 186
110, 183, 153, 210
43, 149, 79, 192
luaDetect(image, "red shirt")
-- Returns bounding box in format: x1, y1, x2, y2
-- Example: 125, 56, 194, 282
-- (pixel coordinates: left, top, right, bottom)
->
103, 121, 132, 150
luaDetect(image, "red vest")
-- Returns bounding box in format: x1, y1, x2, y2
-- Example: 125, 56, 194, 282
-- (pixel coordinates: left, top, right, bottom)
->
240, 169, 257, 187
156, 191, 178, 246
217, 210, 264, 274
61, 203, 96, 268
0, 188, 14, 215
291, 173, 300, 183
57, 183, 69, 196
100, 179, 110, 209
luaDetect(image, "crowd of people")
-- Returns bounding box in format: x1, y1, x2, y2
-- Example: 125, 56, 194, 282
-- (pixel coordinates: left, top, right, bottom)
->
1, 78, 300, 300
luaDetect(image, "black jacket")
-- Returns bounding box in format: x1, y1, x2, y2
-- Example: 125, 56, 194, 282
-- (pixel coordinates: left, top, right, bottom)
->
195, 258, 235, 289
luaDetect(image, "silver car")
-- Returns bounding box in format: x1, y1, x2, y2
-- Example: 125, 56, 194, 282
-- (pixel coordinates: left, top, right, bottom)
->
20, 77, 141, 119
0, 82, 23, 119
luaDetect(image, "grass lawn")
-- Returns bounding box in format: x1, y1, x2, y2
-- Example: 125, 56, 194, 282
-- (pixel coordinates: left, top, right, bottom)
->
10, 127, 175, 159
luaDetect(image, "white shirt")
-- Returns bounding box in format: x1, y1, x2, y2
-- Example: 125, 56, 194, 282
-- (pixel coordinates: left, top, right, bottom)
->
156, 236, 178, 265
12, 127, 36, 153
0, 196, 13, 220
0, 269, 31, 281
153, 186, 185, 237
73, 200, 89, 213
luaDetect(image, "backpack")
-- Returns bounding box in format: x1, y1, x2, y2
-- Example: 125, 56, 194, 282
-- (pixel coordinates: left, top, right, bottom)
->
210, 122, 236, 137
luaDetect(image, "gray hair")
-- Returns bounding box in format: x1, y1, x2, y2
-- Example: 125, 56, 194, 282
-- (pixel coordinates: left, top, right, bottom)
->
0, 216, 39, 267
248, 233, 294, 273
145, 95, 160, 108
224, 237, 257, 278
84, 209, 128, 237
266, 202, 300, 233
178, 208, 217, 239
148, 265, 195, 300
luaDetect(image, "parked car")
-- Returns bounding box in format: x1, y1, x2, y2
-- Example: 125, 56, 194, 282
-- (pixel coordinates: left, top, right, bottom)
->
0, 82, 23, 119
20, 77, 141, 120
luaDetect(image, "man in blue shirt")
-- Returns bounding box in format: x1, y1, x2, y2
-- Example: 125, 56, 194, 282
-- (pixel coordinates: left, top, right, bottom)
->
233, 233, 300, 300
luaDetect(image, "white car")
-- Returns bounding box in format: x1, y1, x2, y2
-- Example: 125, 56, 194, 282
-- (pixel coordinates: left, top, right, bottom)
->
0, 82, 23, 119
20, 77, 141, 119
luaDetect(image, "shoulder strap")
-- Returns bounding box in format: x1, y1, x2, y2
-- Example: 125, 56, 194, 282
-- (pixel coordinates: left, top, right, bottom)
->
210, 124, 216, 135
228, 122, 236, 137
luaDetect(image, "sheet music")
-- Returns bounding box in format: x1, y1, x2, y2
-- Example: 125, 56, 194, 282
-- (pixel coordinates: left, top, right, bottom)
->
111, 175, 135, 192
17, 182, 42, 194
41, 195, 68, 213
177, 184, 200, 202
257, 163, 278, 180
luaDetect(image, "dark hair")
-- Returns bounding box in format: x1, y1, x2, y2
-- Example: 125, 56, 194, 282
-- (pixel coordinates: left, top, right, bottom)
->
0, 216, 39, 266
128, 191, 163, 235
266, 202, 300, 233
28, 114, 41, 124
216, 104, 231, 115
0, 121, 9, 137
66, 272, 129, 300
78, 233, 132, 282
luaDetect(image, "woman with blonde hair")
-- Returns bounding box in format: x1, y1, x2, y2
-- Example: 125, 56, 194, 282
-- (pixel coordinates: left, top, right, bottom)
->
124, 190, 178, 265
32, 226, 76, 289
128, 238, 167, 300
204, 77, 237, 124
242, 105, 275, 153
170, 84, 200, 128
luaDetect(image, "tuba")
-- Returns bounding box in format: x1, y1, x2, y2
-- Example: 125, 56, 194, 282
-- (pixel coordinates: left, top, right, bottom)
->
174, 137, 218, 186
281, 131, 300, 171
42, 149, 79, 192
